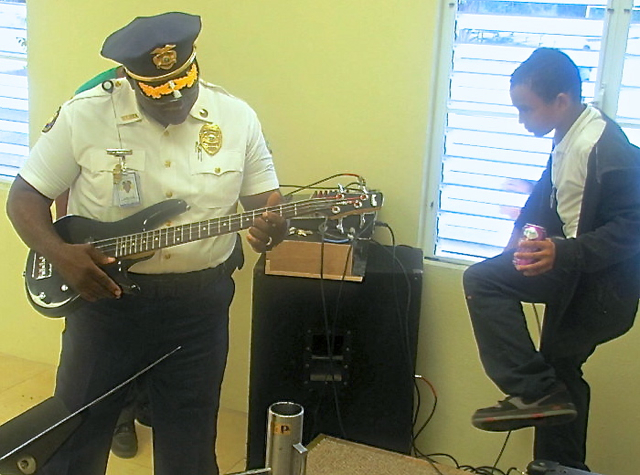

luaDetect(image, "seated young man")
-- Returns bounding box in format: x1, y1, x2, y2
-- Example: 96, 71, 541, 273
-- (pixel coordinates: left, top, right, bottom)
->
463, 48, 640, 470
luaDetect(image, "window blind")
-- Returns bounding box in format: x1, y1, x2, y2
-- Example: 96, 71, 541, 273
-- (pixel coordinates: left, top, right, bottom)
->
0, 0, 27, 181
435, 0, 606, 261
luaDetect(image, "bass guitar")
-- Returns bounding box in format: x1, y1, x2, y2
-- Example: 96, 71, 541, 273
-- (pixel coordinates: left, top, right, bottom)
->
24, 191, 382, 318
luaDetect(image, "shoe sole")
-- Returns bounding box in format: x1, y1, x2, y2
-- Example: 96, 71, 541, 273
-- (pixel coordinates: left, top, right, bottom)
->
111, 447, 138, 459
135, 417, 152, 427
472, 406, 577, 432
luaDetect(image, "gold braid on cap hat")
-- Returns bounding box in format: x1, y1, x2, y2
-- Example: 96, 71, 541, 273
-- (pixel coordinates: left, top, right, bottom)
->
138, 63, 199, 99
125, 48, 197, 82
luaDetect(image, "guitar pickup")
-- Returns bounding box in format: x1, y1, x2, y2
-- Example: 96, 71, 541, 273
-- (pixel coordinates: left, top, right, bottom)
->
31, 253, 52, 280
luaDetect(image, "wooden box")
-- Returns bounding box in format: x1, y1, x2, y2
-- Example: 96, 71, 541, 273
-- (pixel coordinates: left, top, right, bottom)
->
265, 240, 364, 282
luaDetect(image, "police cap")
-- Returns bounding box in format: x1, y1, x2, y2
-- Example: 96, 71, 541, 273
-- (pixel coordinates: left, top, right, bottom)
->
101, 12, 201, 83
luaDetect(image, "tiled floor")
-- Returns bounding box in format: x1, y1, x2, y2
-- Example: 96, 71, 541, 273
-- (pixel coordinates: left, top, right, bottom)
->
0, 353, 248, 474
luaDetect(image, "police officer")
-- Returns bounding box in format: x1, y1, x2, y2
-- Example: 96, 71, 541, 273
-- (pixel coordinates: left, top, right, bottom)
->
7, 12, 287, 475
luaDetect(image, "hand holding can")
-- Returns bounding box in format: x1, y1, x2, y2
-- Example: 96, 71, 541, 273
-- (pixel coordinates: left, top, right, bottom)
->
513, 224, 546, 266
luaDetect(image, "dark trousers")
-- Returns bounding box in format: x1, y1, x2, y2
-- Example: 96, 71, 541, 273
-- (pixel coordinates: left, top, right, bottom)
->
463, 250, 594, 470
40, 268, 235, 475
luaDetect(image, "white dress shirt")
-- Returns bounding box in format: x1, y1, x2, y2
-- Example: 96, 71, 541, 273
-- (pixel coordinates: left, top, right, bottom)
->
552, 104, 606, 238
20, 78, 279, 273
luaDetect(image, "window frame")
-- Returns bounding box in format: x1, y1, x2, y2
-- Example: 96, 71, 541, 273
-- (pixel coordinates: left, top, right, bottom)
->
0, 0, 27, 183
420, 0, 637, 265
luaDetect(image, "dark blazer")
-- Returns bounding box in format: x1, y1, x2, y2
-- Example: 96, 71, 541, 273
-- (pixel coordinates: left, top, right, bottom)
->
516, 113, 640, 358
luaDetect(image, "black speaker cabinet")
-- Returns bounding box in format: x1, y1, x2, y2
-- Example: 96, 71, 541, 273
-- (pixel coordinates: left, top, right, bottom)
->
246, 243, 423, 469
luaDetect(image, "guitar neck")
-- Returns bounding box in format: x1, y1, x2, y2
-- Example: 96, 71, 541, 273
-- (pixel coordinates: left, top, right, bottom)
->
97, 197, 343, 258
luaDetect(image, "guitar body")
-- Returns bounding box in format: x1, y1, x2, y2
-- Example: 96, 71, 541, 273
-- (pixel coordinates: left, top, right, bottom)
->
24, 199, 189, 318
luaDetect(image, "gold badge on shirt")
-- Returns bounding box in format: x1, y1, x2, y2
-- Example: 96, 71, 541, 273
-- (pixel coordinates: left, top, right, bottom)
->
199, 124, 223, 156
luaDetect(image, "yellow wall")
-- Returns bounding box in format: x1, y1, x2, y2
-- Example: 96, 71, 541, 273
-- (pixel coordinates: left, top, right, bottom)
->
0, 0, 636, 473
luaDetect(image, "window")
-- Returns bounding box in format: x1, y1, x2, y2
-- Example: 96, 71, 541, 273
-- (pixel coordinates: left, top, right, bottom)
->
0, 0, 27, 181
423, 0, 640, 262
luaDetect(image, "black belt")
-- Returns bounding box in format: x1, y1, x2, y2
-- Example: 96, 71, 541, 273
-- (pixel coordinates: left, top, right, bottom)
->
128, 235, 244, 298
129, 260, 234, 298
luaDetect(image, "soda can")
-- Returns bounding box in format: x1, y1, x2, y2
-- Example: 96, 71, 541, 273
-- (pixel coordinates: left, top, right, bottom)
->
513, 223, 546, 266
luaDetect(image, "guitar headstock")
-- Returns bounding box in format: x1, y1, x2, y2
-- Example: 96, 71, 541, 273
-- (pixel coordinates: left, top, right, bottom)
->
310, 190, 383, 219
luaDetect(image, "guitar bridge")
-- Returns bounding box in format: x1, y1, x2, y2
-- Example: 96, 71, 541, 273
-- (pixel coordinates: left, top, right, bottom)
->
31, 253, 52, 280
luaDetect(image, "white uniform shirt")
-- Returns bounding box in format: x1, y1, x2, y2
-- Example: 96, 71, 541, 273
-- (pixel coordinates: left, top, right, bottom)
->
20, 78, 279, 274
551, 104, 605, 238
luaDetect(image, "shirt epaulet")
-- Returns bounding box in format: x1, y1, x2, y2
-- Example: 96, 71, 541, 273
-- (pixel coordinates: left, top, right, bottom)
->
66, 78, 128, 105
63, 78, 141, 126
198, 80, 236, 98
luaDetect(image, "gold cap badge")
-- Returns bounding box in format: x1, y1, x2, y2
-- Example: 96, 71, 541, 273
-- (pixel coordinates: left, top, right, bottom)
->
199, 124, 223, 156
152, 44, 178, 70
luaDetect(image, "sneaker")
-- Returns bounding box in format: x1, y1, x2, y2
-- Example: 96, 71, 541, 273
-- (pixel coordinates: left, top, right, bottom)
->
472, 384, 577, 432
111, 420, 138, 458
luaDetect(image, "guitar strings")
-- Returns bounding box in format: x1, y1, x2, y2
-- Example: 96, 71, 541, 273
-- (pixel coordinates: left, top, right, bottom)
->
91, 194, 372, 257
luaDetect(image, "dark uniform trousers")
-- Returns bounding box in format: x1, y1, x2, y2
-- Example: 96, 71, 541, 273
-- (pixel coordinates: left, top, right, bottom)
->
40, 264, 236, 475
463, 250, 594, 471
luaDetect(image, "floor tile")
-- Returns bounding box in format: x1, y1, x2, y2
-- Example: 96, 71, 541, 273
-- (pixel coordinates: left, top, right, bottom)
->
217, 407, 249, 472
0, 353, 53, 392
0, 353, 248, 475
0, 367, 55, 423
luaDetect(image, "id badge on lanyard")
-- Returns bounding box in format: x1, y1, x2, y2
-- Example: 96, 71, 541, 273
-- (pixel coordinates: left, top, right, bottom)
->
108, 149, 141, 208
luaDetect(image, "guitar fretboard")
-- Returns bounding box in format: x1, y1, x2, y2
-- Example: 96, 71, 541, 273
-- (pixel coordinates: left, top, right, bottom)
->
93, 195, 366, 258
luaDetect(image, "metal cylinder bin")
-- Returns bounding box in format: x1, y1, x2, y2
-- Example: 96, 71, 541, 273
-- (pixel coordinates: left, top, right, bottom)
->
265, 402, 308, 475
